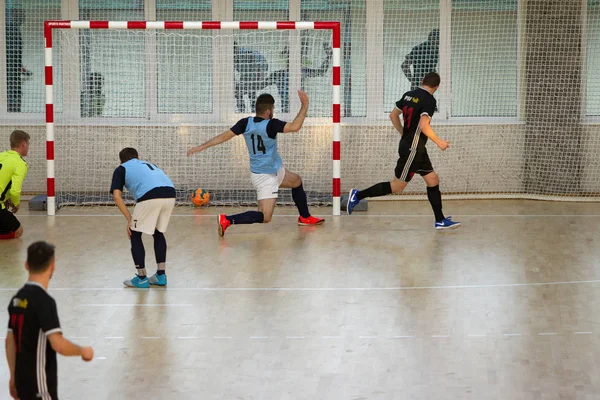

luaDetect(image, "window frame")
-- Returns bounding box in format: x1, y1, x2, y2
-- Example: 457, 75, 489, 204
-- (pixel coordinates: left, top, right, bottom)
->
0, 0, 538, 126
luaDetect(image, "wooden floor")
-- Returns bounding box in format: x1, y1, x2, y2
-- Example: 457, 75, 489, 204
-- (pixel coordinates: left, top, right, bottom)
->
2, 200, 600, 400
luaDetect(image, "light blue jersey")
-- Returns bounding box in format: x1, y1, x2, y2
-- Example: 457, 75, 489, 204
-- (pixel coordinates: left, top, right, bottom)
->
121, 159, 174, 201
242, 118, 283, 174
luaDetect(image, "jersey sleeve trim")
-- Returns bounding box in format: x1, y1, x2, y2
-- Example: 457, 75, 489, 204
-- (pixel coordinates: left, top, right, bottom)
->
7, 327, 12, 332
420, 112, 432, 118
44, 328, 62, 336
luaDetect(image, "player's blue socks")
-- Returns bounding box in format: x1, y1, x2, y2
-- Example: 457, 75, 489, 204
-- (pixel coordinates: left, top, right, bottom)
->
357, 182, 392, 200
228, 211, 265, 225
426, 185, 445, 222
130, 230, 146, 278
153, 230, 167, 275
292, 184, 310, 218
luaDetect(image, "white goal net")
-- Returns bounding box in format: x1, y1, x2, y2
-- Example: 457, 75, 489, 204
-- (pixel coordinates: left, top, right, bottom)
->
49, 24, 335, 211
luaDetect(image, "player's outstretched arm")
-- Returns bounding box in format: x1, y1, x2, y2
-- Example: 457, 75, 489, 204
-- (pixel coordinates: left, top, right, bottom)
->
284, 90, 309, 133
419, 115, 449, 151
5, 333, 18, 399
48, 332, 94, 361
389, 107, 403, 135
187, 130, 236, 156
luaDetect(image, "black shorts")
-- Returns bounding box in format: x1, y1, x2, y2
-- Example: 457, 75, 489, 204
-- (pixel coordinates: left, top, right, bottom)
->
0, 207, 21, 234
394, 149, 434, 182
17, 385, 58, 400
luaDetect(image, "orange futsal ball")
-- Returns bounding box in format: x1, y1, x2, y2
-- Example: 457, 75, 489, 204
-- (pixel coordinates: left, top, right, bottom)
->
191, 188, 210, 207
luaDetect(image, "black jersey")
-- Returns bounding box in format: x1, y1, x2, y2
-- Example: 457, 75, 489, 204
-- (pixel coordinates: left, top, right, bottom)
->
7, 282, 61, 400
395, 87, 437, 152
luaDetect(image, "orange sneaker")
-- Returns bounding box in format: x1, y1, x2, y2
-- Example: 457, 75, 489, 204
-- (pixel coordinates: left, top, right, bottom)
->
297, 215, 325, 226
218, 214, 231, 237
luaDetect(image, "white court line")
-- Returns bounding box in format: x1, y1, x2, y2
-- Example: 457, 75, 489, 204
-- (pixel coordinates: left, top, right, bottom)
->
286, 336, 305, 339
213, 336, 232, 339
467, 334, 487, 337
575, 332, 593, 335
250, 336, 269, 339
503, 333, 522, 337
322, 336, 343, 339
141, 336, 160, 339
2, 279, 599, 292
391, 335, 415, 339
78, 304, 191, 307
431, 335, 450, 338
96, 357, 107, 360
538, 332, 558, 336
358, 336, 377, 339
105, 336, 124, 339
18, 214, 600, 218
177, 336, 198, 339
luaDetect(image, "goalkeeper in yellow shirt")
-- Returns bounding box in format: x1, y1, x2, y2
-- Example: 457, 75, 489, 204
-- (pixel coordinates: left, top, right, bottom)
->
0, 130, 29, 239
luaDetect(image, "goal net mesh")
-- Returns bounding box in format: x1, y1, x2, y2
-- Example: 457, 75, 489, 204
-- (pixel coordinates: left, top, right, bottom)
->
53, 27, 333, 207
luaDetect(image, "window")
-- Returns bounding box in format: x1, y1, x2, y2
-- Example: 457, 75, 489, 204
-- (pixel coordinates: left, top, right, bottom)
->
79, 0, 145, 118
383, 0, 440, 113
5, 0, 62, 113
451, 0, 518, 117
302, 0, 366, 117
587, 0, 600, 116
156, 0, 212, 114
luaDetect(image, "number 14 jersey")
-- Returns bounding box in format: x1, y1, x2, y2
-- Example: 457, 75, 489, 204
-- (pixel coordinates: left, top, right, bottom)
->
395, 87, 437, 153
231, 117, 287, 175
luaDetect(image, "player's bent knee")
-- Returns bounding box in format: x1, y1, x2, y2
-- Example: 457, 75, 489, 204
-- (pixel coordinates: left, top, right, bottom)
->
263, 215, 272, 223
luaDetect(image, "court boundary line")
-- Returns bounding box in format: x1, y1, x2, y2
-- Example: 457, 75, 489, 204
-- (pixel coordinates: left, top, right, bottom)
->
16, 214, 600, 218
1, 279, 599, 292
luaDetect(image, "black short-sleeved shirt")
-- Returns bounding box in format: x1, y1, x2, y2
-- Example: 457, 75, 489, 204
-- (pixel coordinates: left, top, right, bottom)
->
405, 43, 438, 87
7, 282, 61, 400
395, 87, 437, 152
230, 117, 287, 139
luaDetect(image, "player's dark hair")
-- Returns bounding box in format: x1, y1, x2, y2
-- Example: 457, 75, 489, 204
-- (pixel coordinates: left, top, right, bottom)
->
119, 147, 139, 163
27, 241, 55, 273
422, 72, 441, 88
255, 93, 275, 115
10, 130, 30, 149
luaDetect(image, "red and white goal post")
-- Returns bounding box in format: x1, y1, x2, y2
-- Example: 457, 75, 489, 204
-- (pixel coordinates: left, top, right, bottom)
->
43, 20, 342, 216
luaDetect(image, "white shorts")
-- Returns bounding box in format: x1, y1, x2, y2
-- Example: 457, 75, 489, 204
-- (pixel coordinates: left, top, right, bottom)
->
251, 166, 286, 201
130, 198, 175, 235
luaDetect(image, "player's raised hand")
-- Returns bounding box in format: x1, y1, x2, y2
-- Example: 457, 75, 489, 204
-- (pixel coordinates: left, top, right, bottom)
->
437, 139, 450, 151
81, 346, 94, 362
187, 145, 203, 157
297, 90, 309, 106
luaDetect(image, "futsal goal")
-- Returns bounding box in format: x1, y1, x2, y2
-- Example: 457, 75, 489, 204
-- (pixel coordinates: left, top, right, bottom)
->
43, 20, 341, 216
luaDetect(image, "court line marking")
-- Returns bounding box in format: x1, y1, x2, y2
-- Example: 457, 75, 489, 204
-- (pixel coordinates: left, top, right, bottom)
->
141, 336, 160, 339
18, 214, 600, 218
574, 332, 593, 335
391, 335, 415, 339
503, 333, 522, 336
104, 336, 124, 339
177, 336, 198, 339
538, 332, 558, 336
250, 336, 269, 339
213, 336, 232, 339
2, 279, 599, 292
96, 357, 107, 360
286, 336, 306, 339
322, 336, 343, 339
358, 336, 377, 339
431, 335, 450, 338
78, 304, 191, 307
467, 334, 487, 337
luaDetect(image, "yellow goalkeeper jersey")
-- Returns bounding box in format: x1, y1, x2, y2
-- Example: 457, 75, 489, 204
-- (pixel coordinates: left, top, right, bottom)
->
0, 150, 28, 210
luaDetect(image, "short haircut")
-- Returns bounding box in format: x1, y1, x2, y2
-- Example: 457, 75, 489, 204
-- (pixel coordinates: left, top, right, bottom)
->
422, 72, 441, 88
255, 94, 275, 115
10, 130, 30, 149
119, 147, 138, 164
27, 241, 55, 274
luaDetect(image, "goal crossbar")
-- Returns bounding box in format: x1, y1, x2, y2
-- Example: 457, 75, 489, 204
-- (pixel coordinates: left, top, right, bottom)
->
43, 20, 341, 216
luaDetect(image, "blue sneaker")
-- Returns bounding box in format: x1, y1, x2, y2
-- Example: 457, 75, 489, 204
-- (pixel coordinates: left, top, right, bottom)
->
347, 189, 360, 215
123, 275, 149, 288
149, 273, 167, 286
435, 218, 461, 230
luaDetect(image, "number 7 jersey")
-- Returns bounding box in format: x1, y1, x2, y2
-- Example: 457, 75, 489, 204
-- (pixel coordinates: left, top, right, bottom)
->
395, 87, 437, 152
231, 116, 287, 175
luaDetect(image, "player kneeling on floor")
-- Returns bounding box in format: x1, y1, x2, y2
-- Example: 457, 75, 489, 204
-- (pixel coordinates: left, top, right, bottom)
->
111, 147, 176, 288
